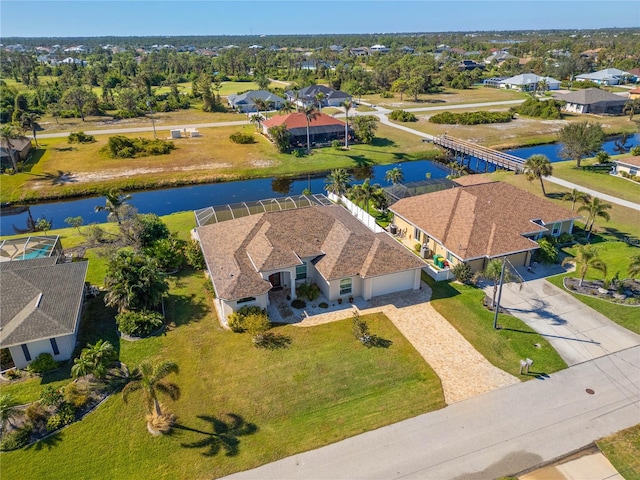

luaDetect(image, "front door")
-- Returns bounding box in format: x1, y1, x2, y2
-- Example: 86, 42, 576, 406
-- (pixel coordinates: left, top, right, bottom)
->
269, 272, 282, 289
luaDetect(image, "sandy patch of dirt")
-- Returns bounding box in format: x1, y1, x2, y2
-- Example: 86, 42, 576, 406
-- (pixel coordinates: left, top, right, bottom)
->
252, 159, 275, 168
69, 163, 233, 183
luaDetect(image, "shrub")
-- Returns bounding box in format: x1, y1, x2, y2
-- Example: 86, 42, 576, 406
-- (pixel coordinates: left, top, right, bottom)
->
352, 311, 371, 345
319, 302, 329, 309
293, 149, 305, 157
25, 403, 49, 429
229, 131, 256, 144
101, 135, 175, 158
380, 91, 394, 98
137, 214, 170, 247
46, 405, 76, 433
631, 146, 640, 156
291, 299, 307, 309
452, 263, 473, 283
86, 224, 106, 243
0, 425, 32, 451
144, 235, 186, 273
68, 131, 95, 143
389, 109, 417, 122
115, 310, 164, 337
64, 383, 90, 409
429, 111, 513, 125
183, 239, 206, 270
536, 237, 559, 264
332, 139, 341, 149
557, 232, 574, 245
227, 306, 266, 333
40, 386, 63, 407
296, 283, 320, 301
517, 97, 563, 119
26, 353, 59, 374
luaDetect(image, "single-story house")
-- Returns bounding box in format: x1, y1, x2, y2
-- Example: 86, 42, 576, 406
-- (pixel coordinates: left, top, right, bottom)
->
484, 51, 517, 65
458, 60, 485, 71
285, 85, 352, 108
370, 44, 390, 54
227, 90, 286, 113
499, 73, 561, 91
575, 68, 632, 86
389, 181, 578, 275
629, 88, 640, 100
299, 60, 332, 71
0, 257, 88, 369
194, 204, 425, 319
0, 136, 32, 170
262, 112, 353, 148
553, 88, 628, 115
613, 156, 640, 178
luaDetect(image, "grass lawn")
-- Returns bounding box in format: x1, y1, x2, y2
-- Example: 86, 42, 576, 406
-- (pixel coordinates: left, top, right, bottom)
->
1, 270, 445, 479
597, 424, 640, 480
423, 273, 567, 378
1, 123, 441, 203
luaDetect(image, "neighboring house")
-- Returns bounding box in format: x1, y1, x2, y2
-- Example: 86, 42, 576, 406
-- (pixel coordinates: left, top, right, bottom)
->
285, 85, 352, 108
389, 181, 577, 276
262, 112, 353, 148
613, 156, 640, 178
575, 68, 632, 86
0, 136, 32, 170
628, 68, 640, 82
484, 51, 517, 65
299, 60, 332, 71
350, 47, 370, 57
227, 90, 286, 113
194, 203, 425, 319
499, 73, 561, 91
458, 60, 485, 71
0, 257, 88, 369
400, 46, 415, 54
370, 44, 390, 53
629, 87, 640, 100
553, 88, 628, 115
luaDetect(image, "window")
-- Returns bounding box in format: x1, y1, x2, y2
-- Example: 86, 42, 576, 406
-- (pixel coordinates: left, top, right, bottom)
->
340, 278, 352, 295
50, 338, 60, 356
296, 264, 307, 280
630, 168, 638, 176
446, 251, 454, 262
414, 228, 421, 243
237, 296, 256, 305
551, 222, 561, 236
21, 344, 31, 362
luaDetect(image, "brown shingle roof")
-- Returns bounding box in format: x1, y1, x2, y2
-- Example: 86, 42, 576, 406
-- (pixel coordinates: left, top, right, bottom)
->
390, 182, 578, 261
616, 156, 640, 168
196, 205, 425, 301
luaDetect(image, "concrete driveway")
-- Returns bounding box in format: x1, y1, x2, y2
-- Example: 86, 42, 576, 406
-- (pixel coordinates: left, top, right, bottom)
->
488, 277, 640, 366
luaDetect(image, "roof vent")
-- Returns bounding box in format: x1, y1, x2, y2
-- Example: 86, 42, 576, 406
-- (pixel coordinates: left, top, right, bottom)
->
35, 293, 43, 308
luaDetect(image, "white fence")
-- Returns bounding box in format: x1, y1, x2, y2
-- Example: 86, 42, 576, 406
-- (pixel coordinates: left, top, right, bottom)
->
327, 192, 385, 233
423, 264, 455, 282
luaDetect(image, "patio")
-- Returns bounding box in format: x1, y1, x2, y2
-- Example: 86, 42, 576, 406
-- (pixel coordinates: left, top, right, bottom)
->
267, 288, 370, 324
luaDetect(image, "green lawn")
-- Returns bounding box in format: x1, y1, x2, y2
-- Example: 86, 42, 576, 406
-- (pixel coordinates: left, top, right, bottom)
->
423, 273, 568, 378
597, 424, 640, 480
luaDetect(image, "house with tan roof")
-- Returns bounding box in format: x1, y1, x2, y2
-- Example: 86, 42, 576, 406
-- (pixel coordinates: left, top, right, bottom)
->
194, 204, 425, 320
389, 182, 578, 276
262, 112, 353, 149
613, 156, 640, 178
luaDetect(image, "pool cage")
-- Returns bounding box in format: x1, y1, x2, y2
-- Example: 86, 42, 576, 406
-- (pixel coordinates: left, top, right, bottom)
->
0, 235, 62, 262
384, 178, 459, 205
194, 194, 333, 227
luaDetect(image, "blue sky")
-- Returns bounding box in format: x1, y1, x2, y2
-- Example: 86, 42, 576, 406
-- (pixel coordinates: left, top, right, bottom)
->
1, 1, 638, 38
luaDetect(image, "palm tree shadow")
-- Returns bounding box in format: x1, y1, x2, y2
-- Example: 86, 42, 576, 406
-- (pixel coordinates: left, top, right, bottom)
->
26, 431, 63, 450
177, 413, 258, 457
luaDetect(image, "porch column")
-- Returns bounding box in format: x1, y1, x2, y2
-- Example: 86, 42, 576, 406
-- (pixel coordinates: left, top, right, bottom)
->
290, 270, 296, 300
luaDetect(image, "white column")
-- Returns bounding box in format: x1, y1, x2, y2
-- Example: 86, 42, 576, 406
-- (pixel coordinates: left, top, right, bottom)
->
290, 270, 297, 300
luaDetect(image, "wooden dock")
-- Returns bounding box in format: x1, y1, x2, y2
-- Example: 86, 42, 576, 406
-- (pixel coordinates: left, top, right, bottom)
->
432, 134, 525, 173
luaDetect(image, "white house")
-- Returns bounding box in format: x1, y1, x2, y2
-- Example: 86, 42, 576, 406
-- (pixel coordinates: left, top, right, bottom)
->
499, 73, 561, 91
576, 68, 632, 86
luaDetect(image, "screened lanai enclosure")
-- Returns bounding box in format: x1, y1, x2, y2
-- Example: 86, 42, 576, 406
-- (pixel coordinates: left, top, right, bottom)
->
383, 178, 459, 205
0, 235, 62, 262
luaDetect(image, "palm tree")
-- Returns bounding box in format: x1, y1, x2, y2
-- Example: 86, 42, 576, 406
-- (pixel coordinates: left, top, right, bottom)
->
73, 340, 116, 380
252, 98, 270, 123
324, 168, 352, 196
21, 112, 41, 147
249, 113, 265, 131
523, 154, 553, 196
628, 254, 640, 279
314, 92, 326, 112
342, 100, 353, 148
385, 167, 404, 185
0, 394, 20, 432
122, 360, 180, 418
482, 259, 516, 309
562, 189, 588, 212
562, 244, 607, 287
71, 355, 93, 380
0, 125, 20, 173
280, 100, 295, 114
578, 197, 612, 239
94, 190, 132, 225
349, 178, 380, 214
301, 105, 318, 153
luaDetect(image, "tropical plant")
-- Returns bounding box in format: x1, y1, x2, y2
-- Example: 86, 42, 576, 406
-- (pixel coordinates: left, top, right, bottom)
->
481, 259, 516, 309
116, 310, 164, 337
71, 340, 116, 380
385, 166, 404, 185
349, 178, 380, 214
578, 196, 612, 239
0, 394, 20, 432
94, 190, 132, 225
628, 255, 640, 279
122, 360, 180, 420
248, 113, 265, 132
301, 105, 317, 153
20, 111, 41, 146
562, 189, 588, 212
523, 154, 553, 196
452, 262, 472, 283
64, 216, 84, 234
558, 121, 605, 167
279, 100, 295, 114
268, 124, 290, 153
595, 151, 610, 164
324, 168, 352, 196
562, 244, 607, 286
0, 125, 20, 172
314, 92, 326, 111
351, 115, 378, 144
342, 99, 353, 148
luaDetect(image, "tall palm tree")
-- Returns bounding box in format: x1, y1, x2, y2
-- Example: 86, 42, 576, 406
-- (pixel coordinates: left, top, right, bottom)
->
314, 92, 326, 112
349, 178, 380, 214
21, 112, 41, 147
342, 100, 353, 148
280, 100, 295, 114
94, 190, 132, 225
482, 259, 516, 309
0, 125, 20, 173
0, 394, 20, 432
252, 98, 270, 122
301, 105, 318, 153
385, 166, 404, 185
249, 113, 265, 131
562, 244, 607, 286
122, 360, 180, 418
523, 154, 553, 196
562, 189, 588, 212
628, 254, 640, 279
578, 197, 612, 239
324, 168, 352, 196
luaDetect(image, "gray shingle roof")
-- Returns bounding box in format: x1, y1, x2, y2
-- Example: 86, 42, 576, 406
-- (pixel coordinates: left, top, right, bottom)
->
196, 205, 425, 301
286, 85, 351, 101
0, 260, 88, 347
554, 88, 628, 105
227, 90, 285, 106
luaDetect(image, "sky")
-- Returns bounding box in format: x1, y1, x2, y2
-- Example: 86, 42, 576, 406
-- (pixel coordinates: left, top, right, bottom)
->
1, 0, 638, 38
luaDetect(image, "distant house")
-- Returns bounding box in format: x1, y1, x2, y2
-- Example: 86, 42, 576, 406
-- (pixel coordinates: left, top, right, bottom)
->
629, 87, 640, 100
484, 51, 517, 65
300, 60, 332, 71
400, 46, 415, 54
370, 44, 390, 54
553, 88, 628, 115
458, 60, 485, 71
0, 257, 88, 369
227, 90, 286, 113
499, 73, 561, 91
262, 112, 353, 148
328, 45, 343, 53
350, 47, 370, 57
389, 181, 577, 278
613, 156, 640, 178
575, 68, 631, 86
194, 203, 425, 319
0, 136, 32, 170
285, 85, 352, 108
628, 68, 640, 82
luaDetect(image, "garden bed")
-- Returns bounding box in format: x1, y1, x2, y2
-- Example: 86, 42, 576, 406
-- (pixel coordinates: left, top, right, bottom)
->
563, 277, 640, 305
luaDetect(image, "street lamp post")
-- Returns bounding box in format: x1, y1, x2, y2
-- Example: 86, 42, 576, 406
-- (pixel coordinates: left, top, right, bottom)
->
493, 257, 507, 330
146, 99, 157, 139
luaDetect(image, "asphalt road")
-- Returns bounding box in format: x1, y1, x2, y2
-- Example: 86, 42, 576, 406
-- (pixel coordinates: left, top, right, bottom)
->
546, 176, 640, 211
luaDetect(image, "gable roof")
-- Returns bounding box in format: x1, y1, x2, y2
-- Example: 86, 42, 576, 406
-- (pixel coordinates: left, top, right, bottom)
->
500, 73, 560, 86
227, 90, 285, 106
196, 205, 425, 301
615, 156, 640, 168
576, 68, 631, 81
0, 259, 88, 348
390, 182, 578, 261
553, 88, 628, 105
287, 85, 351, 101
262, 112, 346, 130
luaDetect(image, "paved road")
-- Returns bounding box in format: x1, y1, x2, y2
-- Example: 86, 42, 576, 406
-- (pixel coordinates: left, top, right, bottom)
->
223, 346, 640, 480
545, 176, 640, 211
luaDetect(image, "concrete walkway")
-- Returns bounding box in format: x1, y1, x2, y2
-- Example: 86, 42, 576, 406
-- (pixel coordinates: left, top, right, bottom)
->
486, 278, 640, 366
223, 345, 640, 480
546, 176, 640, 211
297, 283, 519, 404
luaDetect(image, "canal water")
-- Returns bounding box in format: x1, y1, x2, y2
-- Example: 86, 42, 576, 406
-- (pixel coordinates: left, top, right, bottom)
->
1, 133, 637, 236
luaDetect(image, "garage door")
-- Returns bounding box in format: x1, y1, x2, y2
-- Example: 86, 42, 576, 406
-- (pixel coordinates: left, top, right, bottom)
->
370, 270, 416, 298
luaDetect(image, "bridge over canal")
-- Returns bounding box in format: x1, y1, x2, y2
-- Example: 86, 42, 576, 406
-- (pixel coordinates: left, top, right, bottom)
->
431, 134, 526, 173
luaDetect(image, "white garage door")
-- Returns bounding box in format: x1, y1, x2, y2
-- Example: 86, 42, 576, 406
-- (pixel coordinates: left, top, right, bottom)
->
370, 270, 416, 298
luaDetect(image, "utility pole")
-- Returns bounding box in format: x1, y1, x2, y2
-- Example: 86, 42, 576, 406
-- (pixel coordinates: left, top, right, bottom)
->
493, 257, 506, 330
